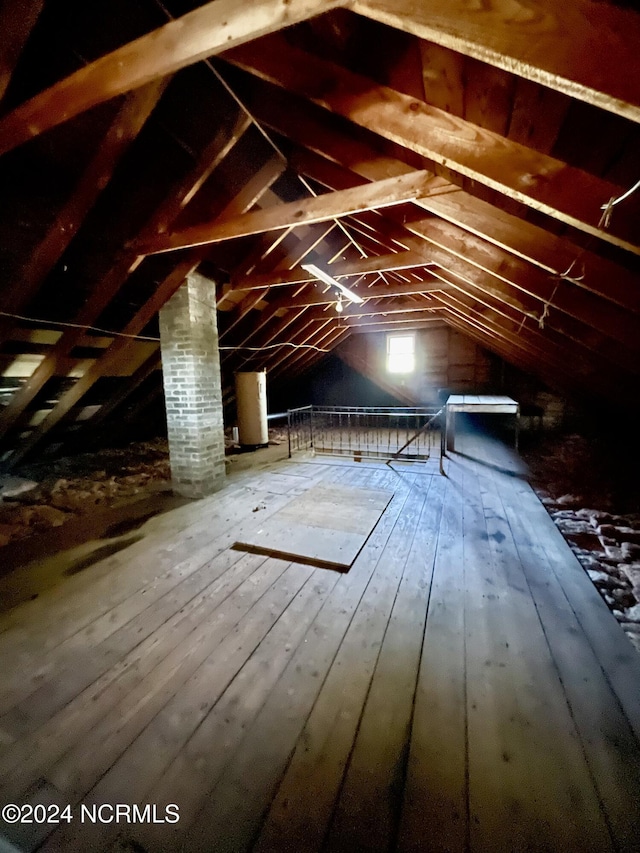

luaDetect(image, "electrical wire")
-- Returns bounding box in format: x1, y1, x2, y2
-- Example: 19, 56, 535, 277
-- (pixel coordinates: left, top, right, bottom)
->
0, 310, 329, 352
219, 342, 330, 352
537, 176, 640, 329
600, 177, 640, 229
0, 310, 161, 342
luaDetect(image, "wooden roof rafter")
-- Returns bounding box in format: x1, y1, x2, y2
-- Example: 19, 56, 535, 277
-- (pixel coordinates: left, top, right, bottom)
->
223, 71, 640, 309
282, 160, 640, 358
0, 0, 352, 157
223, 35, 640, 254
2, 153, 285, 468
0, 109, 256, 443
0, 77, 170, 327
0, 0, 639, 449
138, 170, 437, 254
352, 0, 640, 123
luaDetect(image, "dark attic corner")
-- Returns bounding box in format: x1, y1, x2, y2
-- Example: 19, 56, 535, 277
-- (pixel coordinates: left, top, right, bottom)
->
1, 1, 640, 851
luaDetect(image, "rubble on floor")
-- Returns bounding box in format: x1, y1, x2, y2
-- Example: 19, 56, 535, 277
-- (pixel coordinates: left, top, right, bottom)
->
0, 439, 170, 546
0, 429, 289, 548
525, 433, 640, 655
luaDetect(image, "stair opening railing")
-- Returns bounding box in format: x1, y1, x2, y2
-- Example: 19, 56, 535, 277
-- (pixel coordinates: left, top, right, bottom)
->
287, 405, 444, 472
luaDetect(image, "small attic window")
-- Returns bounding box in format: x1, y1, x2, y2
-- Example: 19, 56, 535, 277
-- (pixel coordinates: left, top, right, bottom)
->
387, 332, 415, 374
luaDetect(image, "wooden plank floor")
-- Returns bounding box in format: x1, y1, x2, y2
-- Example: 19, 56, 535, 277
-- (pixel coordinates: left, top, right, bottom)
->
1, 434, 640, 852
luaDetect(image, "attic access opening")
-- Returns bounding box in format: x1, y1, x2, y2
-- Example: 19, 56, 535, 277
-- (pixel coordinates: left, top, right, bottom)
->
232, 484, 393, 571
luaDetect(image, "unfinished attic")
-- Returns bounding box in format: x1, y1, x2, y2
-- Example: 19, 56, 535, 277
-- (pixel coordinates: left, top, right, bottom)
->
1, 0, 640, 851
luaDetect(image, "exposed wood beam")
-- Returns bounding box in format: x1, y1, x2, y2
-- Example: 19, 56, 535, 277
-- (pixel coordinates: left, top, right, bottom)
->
329, 208, 640, 362
0, 0, 44, 103
346, 319, 445, 335
3, 156, 284, 467
270, 326, 343, 382
138, 170, 435, 254
264, 320, 335, 375
440, 300, 628, 403
433, 268, 638, 376
283, 279, 448, 308
224, 73, 640, 312
225, 38, 639, 253
219, 223, 337, 334
307, 301, 441, 320
440, 298, 586, 383
395, 226, 640, 353
433, 283, 617, 380
80, 349, 162, 437
1, 79, 169, 321
279, 328, 348, 383
346, 222, 640, 373
226, 227, 297, 285
219, 290, 271, 340
0, 111, 253, 443
410, 180, 640, 314
352, 0, 640, 123
287, 157, 640, 354
229, 249, 438, 291
221, 300, 309, 369
0, 0, 349, 156
342, 311, 442, 328
220, 224, 333, 350
440, 309, 584, 398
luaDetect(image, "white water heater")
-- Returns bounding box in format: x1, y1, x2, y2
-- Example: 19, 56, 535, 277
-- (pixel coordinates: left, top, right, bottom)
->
235, 370, 268, 446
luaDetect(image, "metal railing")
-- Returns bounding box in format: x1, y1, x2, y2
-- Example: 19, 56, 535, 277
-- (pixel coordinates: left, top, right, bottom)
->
287, 405, 444, 470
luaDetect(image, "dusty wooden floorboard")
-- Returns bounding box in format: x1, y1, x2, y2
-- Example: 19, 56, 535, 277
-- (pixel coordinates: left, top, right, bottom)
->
459, 448, 612, 851
250, 471, 432, 853
130, 469, 413, 852
0, 444, 639, 852
397, 464, 468, 853
0, 462, 329, 715
31, 463, 366, 851
323, 473, 446, 853
467, 436, 640, 850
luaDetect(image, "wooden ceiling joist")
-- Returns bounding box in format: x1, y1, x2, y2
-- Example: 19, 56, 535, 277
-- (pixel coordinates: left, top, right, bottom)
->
280, 279, 447, 309
229, 250, 439, 292
0, 0, 350, 157
138, 170, 435, 254
225, 37, 639, 254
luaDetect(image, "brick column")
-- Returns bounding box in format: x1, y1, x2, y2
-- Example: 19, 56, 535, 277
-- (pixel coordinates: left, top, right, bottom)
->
159, 271, 226, 498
